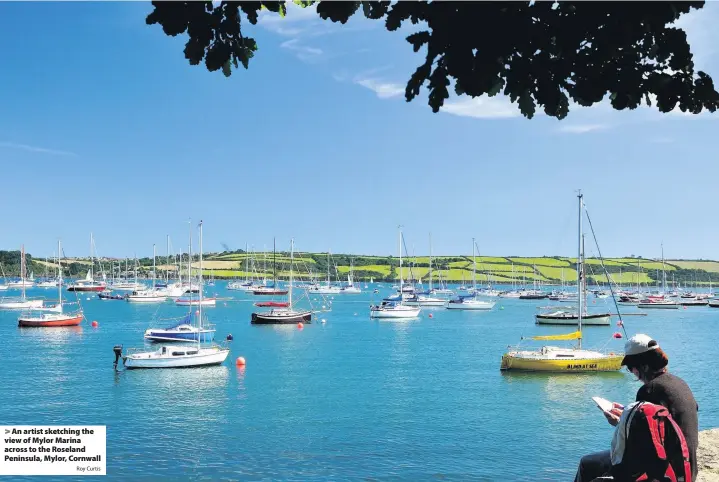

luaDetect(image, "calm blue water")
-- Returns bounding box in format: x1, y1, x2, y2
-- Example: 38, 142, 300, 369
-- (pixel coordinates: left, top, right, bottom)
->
1, 284, 716, 481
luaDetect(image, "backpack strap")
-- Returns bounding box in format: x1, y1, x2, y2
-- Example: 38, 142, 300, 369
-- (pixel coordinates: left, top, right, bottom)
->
664, 413, 692, 482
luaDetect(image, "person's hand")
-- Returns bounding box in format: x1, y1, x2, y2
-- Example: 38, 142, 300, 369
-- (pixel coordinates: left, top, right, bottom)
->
603, 403, 624, 427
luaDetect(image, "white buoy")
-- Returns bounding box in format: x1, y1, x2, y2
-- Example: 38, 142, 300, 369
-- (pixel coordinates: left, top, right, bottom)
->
321, 319, 326, 324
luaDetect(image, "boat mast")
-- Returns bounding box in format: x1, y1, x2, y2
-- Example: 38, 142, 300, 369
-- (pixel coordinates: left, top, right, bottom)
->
188, 219, 192, 289
21, 244, 26, 301
58, 239, 62, 308
166, 235, 169, 284
273, 238, 276, 287
398, 226, 403, 295
289, 238, 294, 308
89, 233, 94, 280
198, 220, 203, 348
661, 243, 667, 294
429, 232, 433, 292
472, 237, 476, 292
577, 191, 584, 350
326, 251, 330, 285
152, 244, 156, 290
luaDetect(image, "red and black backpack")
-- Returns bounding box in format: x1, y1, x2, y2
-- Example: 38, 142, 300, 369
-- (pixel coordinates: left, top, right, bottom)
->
612, 402, 692, 482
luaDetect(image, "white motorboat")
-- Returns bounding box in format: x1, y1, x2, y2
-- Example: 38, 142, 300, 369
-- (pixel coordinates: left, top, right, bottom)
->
500, 290, 522, 298
35, 279, 59, 288
7, 279, 34, 289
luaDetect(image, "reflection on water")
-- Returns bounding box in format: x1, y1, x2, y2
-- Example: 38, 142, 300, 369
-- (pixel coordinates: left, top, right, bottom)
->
17, 325, 84, 343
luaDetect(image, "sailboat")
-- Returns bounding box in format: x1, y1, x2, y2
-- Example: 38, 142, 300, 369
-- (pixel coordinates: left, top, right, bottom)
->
340, 258, 362, 294
36, 255, 60, 288
176, 228, 217, 306
251, 238, 313, 324
536, 237, 610, 326
109, 258, 146, 291
405, 233, 448, 307
67, 234, 107, 292
121, 221, 230, 369
446, 239, 495, 310
126, 245, 167, 303
309, 252, 342, 294
370, 228, 421, 319
500, 191, 623, 372
251, 240, 289, 296
0, 246, 44, 310
18, 240, 84, 327
637, 245, 679, 309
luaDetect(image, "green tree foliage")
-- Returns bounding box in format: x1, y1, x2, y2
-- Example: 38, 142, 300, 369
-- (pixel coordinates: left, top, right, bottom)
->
146, 1, 719, 119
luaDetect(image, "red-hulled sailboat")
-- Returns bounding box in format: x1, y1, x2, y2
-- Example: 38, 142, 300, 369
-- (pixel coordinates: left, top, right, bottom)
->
18, 240, 84, 327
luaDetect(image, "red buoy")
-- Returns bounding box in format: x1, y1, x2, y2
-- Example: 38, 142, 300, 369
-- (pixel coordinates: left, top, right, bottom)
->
297, 322, 304, 329
428, 313, 434, 318
91, 321, 98, 327
613, 332, 623, 339
235, 356, 246, 366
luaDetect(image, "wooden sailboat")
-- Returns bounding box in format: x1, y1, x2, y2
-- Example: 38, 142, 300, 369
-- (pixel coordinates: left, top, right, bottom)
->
18, 239, 83, 327
251, 238, 312, 324
500, 191, 623, 372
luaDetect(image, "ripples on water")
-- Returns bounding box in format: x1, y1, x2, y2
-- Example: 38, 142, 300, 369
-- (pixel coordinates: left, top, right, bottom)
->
1, 286, 716, 481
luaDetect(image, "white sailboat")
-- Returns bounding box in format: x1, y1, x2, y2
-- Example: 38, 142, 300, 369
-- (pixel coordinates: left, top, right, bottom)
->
18, 239, 84, 327
0, 246, 44, 310
406, 233, 448, 307
446, 239, 495, 311
370, 228, 421, 319
309, 252, 342, 294
126, 245, 167, 303
67, 234, 107, 292
340, 259, 362, 294
122, 221, 230, 369
0, 263, 10, 291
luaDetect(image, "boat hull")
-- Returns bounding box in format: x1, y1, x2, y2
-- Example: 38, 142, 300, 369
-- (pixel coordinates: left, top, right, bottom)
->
123, 347, 229, 369
535, 313, 611, 326
500, 353, 623, 372
446, 300, 495, 310
404, 298, 447, 307
175, 298, 217, 306
18, 314, 83, 327
67, 286, 106, 292
0, 299, 45, 310
252, 290, 289, 296
369, 307, 421, 319
251, 310, 312, 324
637, 303, 679, 309
126, 296, 167, 303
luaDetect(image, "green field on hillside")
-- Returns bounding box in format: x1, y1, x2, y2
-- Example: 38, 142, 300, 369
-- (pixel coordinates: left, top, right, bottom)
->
508, 257, 571, 267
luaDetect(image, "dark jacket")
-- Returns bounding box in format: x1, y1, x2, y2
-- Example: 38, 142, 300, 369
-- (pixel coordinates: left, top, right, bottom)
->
636, 372, 699, 482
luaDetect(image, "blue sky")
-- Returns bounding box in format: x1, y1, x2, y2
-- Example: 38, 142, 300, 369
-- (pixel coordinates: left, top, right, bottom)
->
1, 2, 718, 260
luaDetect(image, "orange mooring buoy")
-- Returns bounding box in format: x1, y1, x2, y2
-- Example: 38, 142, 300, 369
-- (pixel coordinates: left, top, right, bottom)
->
297, 322, 304, 329
235, 356, 246, 366
91, 321, 99, 327
428, 313, 434, 318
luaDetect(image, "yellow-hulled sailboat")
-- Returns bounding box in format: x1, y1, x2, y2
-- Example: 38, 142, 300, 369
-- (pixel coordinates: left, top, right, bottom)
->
500, 191, 623, 373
